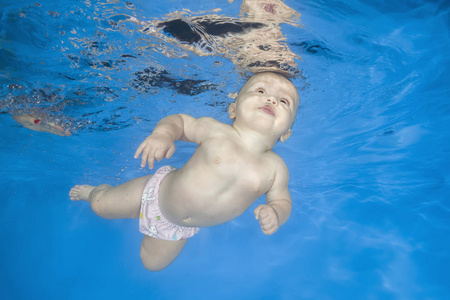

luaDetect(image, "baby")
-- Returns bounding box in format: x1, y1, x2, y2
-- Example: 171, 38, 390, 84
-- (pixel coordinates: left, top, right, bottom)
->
69, 72, 299, 271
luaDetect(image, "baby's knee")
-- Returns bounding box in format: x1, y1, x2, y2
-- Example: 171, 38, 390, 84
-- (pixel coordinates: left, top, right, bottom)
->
89, 185, 112, 216
140, 246, 169, 272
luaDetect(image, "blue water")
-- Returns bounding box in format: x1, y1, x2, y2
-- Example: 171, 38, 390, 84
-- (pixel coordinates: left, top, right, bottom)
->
1, 0, 449, 299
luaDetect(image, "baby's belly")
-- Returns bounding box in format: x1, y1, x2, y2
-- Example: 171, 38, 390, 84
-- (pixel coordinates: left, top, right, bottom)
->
158, 169, 260, 227
165, 198, 247, 228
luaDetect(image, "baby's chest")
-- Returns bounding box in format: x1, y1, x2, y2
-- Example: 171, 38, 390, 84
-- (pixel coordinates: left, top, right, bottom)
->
236, 162, 274, 196
201, 141, 275, 194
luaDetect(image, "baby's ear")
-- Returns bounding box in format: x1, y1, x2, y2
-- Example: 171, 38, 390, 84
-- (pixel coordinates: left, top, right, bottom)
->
228, 102, 236, 119
280, 129, 292, 143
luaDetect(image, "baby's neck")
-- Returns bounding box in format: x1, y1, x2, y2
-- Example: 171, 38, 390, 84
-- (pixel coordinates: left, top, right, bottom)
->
231, 124, 277, 153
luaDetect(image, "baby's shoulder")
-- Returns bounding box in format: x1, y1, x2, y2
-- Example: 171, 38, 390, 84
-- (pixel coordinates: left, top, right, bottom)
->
195, 116, 234, 134
266, 151, 289, 173
183, 116, 230, 143
195, 116, 224, 126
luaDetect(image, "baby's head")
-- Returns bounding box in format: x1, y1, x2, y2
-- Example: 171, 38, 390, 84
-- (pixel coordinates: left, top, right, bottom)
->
229, 72, 299, 143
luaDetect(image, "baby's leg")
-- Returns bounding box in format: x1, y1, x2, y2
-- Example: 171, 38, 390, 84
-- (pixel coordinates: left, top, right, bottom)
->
69, 175, 152, 219
140, 235, 188, 271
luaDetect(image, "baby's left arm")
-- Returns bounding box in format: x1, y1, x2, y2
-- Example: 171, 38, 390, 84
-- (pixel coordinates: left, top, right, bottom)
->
254, 161, 292, 235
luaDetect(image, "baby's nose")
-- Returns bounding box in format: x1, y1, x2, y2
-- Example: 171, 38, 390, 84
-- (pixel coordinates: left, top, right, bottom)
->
266, 97, 277, 105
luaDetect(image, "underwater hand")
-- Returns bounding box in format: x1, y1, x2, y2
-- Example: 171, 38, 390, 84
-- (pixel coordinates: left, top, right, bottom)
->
254, 204, 279, 235
134, 133, 176, 169
12, 114, 72, 136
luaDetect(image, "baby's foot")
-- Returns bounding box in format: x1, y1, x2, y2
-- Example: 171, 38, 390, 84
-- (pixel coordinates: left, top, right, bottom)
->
69, 185, 95, 201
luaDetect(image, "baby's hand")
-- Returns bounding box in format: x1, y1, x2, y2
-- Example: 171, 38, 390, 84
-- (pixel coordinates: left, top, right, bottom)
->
134, 133, 176, 169
254, 204, 279, 235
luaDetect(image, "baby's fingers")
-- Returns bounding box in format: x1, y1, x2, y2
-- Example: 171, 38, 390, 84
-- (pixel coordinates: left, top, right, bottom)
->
259, 208, 272, 219
254, 204, 265, 220
153, 147, 165, 162
261, 222, 278, 235
138, 145, 155, 169
165, 144, 176, 159
134, 142, 146, 159
260, 219, 275, 231
259, 216, 278, 234
256, 205, 273, 220
254, 205, 279, 235
154, 143, 174, 161
146, 153, 156, 169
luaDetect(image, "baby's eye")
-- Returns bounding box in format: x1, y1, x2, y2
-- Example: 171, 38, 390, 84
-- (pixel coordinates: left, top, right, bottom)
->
256, 88, 265, 94
280, 98, 289, 105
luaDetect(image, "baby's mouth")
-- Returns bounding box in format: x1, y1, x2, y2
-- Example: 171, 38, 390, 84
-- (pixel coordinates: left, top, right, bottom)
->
259, 105, 275, 116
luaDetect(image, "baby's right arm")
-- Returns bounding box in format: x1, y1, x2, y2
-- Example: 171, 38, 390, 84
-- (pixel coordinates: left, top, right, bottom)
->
134, 114, 217, 168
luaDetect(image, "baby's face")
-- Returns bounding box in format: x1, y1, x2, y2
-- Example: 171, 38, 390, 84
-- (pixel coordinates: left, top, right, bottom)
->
230, 72, 299, 140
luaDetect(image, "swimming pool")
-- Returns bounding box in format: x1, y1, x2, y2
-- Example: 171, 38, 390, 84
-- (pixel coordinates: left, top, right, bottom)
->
1, 0, 449, 299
